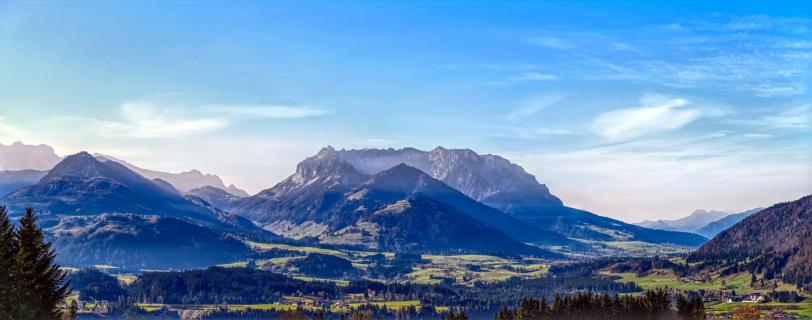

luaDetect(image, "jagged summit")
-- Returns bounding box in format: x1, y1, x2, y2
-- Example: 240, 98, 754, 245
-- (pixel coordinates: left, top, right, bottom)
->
0, 141, 62, 171
329, 146, 563, 209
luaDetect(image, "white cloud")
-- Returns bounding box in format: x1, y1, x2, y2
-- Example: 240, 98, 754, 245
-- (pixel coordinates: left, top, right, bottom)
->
528, 37, 575, 49
506, 95, 564, 121
536, 128, 574, 135
210, 105, 331, 119
763, 105, 810, 129
743, 133, 774, 138
103, 102, 227, 138
592, 95, 702, 141
511, 72, 558, 82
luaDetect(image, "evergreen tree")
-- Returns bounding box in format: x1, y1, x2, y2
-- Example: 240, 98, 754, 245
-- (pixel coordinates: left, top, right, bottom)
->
0, 206, 18, 318
13, 208, 69, 320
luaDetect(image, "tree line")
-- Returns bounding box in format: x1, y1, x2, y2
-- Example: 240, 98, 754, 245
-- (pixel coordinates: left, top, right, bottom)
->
0, 207, 71, 320
494, 289, 706, 320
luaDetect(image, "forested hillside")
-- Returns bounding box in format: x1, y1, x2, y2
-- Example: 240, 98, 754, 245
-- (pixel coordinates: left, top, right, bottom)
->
689, 195, 812, 289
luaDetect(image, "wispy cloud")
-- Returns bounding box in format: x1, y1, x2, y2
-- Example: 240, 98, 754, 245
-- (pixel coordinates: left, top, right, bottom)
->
591, 95, 702, 141
209, 105, 331, 119
510, 72, 558, 82
506, 95, 565, 121
528, 37, 575, 49
524, 15, 812, 97
763, 105, 810, 129
101, 102, 227, 138
730, 104, 811, 130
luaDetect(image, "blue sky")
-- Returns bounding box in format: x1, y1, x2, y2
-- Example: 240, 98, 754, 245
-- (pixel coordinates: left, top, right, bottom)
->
0, 1, 810, 221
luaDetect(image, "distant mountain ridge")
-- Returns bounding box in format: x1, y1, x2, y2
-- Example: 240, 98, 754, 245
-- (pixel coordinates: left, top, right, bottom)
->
0, 141, 62, 170
637, 209, 730, 233
0, 141, 250, 197
694, 207, 763, 238
94, 154, 250, 196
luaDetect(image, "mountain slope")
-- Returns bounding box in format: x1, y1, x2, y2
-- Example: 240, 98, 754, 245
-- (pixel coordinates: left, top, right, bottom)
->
186, 186, 249, 213
513, 205, 708, 247
234, 148, 369, 225
47, 214, 252, 269
311, 165, 560, 256
636, 209, 730, 232
694, 208, 762, 238
234, 158, 562, 256
4, 152, 216, 221
0, 169, 47, 197
689, 195, 812, 287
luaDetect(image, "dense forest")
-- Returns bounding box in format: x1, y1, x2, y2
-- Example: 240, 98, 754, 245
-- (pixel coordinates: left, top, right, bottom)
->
689, 195, 812, 290
494, 289, 705, 320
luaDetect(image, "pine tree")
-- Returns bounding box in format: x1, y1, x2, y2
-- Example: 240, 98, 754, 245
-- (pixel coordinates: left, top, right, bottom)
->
13, 208, 69, 320
0, 206, 18, 319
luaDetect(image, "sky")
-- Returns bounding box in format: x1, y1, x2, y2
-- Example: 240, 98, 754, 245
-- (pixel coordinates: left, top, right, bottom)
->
0, 1, 810, 222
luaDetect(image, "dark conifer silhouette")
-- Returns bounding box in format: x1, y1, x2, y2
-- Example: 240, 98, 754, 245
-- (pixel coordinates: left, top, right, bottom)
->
3, 208, 70, 320
495, 289, 706, 320
0, 206, 17, 317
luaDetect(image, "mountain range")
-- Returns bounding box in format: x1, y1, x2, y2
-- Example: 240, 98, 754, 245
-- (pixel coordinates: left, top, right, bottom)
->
0, 141, 250, 197
0, 143, 716, 268
1, 152, 275, 269
637, 209, 730, 233
230, 147, 706, 249
0, 141, 62, 170
636, 207, 764, 239
94, 154, 250, 196
693, 207, 762, 238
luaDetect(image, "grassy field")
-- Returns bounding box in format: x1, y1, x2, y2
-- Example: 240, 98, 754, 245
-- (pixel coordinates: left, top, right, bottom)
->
115, 274, 137, 285
246, 241, 351, 260
237, 242, 549, 286
407, 254, 549, 285
601, 268, 812, 318
576, 240, 693, 256
601, 269, 798, 296
705, 301, 812, 318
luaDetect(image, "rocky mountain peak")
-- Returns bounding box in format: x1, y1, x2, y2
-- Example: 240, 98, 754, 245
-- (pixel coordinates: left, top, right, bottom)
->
0, 141, 62, 171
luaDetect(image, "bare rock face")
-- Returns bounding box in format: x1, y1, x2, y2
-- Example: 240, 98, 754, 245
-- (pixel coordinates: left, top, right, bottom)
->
0, 141, 62, 171
332, 146, 564, 210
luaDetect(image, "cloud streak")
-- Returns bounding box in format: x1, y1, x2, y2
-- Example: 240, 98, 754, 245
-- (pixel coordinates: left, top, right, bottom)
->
102, 102, 228, 139
506, 95, 565, 121
210, 105, 331, 119
592, 95, 701, 141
